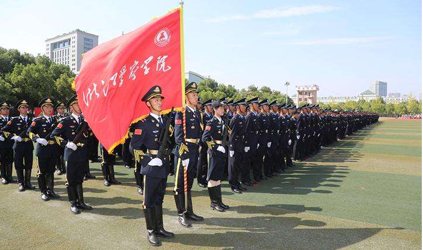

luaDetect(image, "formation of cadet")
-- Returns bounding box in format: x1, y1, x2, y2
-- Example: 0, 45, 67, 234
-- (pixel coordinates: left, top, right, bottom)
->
0, 83, 379, 247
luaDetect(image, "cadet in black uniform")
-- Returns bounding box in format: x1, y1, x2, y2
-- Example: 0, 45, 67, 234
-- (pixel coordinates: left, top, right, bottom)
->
51, 95, 92, 214
228, 98, 247, 194
265, 100, 280, 176
197, 99, 213, 188
202, 100, 230, 212
241, 97, 260, 186
254, 99, 270, 181
130, 86, 174, 246
54, 102, 67, 175
0, 102, 16, 184
28, 98, 61, 201
2, 100, 35, 192
173, 82, 204, 228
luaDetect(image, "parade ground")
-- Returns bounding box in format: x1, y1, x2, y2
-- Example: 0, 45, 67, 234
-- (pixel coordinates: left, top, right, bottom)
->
0, 118, 421, 250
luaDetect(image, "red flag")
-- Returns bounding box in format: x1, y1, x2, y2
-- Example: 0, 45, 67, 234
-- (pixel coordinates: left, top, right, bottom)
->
75, 7, 185, 153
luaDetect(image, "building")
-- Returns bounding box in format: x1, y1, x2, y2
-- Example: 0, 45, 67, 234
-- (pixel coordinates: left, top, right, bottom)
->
388, 93, 401, 98
370, 81, 388, 97
185, 71, 205, 84
45, 29, 98, 74
295, 85, 319, 105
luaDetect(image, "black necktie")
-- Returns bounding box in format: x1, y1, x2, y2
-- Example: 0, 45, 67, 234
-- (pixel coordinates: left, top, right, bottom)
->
158, 116, 163, 125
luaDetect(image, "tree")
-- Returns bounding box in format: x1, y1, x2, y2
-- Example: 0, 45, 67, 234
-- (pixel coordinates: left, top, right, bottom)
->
407, 98, 422, 115
394, 102, 407, 116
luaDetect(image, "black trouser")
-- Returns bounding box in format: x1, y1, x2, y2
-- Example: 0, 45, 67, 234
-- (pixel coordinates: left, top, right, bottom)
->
56, 147, 65, 172
253, 144, 266, 180
241, 147, 255, 183
66, 161, 86, 201
196, 144, 208, 184
0, 148, 13, 180
14, 145, 33, 184
135, 161, 144, 188
143, 175, 167, 208
88, 137, 99, 161
37, 157, 57, 194
228, 150, 242, 189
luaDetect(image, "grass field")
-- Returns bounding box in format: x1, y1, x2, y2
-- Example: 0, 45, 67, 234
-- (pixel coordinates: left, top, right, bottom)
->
0, 118, 421, 250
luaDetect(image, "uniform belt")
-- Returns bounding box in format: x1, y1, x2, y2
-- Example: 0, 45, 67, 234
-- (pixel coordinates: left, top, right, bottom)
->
76, 142, 85, 147
148, 149, 159, 156
22, 138, 31, 142
185, 138, 199, 144
48, 140, 55, 145
214, 140, 223, 145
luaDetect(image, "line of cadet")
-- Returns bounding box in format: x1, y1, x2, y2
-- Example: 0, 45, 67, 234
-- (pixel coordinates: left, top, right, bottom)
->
0, 83, 379, 247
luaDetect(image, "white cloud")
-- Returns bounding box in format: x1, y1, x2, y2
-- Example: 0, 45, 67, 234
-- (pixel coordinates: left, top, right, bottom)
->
279, 36, 395, 45
206, 5, 340, 23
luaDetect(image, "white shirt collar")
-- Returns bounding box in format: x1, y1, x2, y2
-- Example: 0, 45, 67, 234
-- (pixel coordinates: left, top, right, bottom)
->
20, 115, 27, 120
214, 115, 222, 123
1, 115, 7, 119
43, 115, 51, 120
185, 105, 196, 113
71, 113, 80, 121
150, 113, 162, 122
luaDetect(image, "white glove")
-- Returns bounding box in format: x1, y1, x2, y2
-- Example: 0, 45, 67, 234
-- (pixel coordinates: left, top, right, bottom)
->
313, 132, 316, 136
318, 133, 320, 137
0, 136, 4, 141
267, 142, 271, 148
148, 158, 163, 166
66, 142, 77, 151
217, 146, 226, 154
288, 139, 292, 146
36, 138, 48, 146
182, 159, 190, 167
257, 143, 260, 149
229, 150, 234, 157
335, 127, 338, 130
244, 147, 250, 153
296, 134, 300, 139
12, 136, 22, 142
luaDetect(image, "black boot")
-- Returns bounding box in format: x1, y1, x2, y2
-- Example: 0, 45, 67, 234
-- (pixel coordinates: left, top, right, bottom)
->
155, 204, 175, 238
85, 166, 96, 179
7, 163, 16, 183
76, 184, 92, 210
208, 187, 225, 212
67, 186, 80, 214
17, 169, 25, 191
46, 173, 60, 199
101, 163, 110, 186
109, 165, 121, 185
25, 169, 36, 190
174, 194, 191, 228
0, 163, 7, 184
186, 191, 204, 221
143, 208, 161, 246
70, 200, 80, 214
38, 173, 49, 201
217, 185, 230, 210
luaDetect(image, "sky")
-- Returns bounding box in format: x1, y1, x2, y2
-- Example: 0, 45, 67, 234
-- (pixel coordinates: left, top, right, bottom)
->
0, 0, 421, 97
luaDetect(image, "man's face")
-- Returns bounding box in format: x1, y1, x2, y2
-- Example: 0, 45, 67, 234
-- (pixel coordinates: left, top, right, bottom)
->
0, 108, 9, 116
205, 105, 213, 113
239, 104, 246, 113
71, 103, 81, 115
148, 96, 163, 112
19, 106, 28, 116
252, 103, 259, 111
57, 107, 65, 115
262, 105, 269, 113
186, 92, 198, 106
229, 105, 235, 112
215, 106, 224, 116
42, 105, 54, 116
